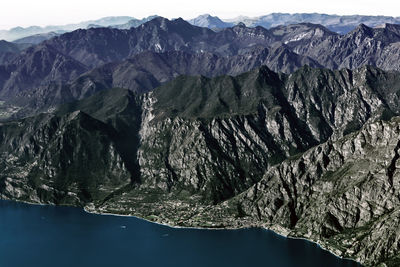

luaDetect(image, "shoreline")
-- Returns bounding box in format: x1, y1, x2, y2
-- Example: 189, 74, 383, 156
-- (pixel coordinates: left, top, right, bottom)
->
83, 207, 362, 266
1, 198, 362, 266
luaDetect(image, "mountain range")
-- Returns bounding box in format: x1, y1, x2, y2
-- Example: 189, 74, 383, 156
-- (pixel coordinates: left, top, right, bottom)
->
1, 14, 400, 267
3, 12, 400, 42
222, 13, 400, 34
2, 17, 400, 121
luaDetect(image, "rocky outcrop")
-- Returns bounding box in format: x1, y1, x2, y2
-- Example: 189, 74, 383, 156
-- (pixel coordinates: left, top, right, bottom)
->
0, 88, 141, 205
227, 117, 400, 266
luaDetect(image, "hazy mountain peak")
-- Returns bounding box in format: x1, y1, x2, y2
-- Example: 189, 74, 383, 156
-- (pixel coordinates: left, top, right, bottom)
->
189, 14, 233, 29
196, 14, 213, 18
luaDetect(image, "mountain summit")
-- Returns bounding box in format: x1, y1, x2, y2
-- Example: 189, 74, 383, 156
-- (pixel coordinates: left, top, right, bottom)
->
189, 14, 234, 29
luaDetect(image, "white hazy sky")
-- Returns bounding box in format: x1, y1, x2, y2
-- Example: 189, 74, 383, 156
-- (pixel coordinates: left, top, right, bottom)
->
1, 0, 400, 30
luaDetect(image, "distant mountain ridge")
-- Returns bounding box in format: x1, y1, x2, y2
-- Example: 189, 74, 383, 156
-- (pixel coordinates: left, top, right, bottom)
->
202, 13, 400, 34
10, 18, 400, 73
0, 16, 135, 41
112, 15, 161, 29
3, 13, 400, 42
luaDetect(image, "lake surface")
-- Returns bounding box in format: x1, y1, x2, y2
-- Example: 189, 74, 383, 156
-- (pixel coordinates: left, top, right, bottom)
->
0, 200, 360, 267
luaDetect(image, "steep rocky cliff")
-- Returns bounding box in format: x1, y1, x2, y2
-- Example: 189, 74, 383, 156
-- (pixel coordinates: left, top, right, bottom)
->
1, 66, 400, 265
237, 118, 400, 266
192, 117, 400, 267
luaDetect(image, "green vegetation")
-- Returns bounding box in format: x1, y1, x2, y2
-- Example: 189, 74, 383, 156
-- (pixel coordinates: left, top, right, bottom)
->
153, 67, 283, 119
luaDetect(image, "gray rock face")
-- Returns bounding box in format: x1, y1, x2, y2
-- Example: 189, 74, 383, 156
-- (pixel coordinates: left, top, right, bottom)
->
138, 96, 303, 203
134, 66, 398, 203
229, 117, 400, 266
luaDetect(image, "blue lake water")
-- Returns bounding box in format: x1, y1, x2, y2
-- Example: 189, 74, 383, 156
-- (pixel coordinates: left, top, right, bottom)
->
0, 200, 360, 267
